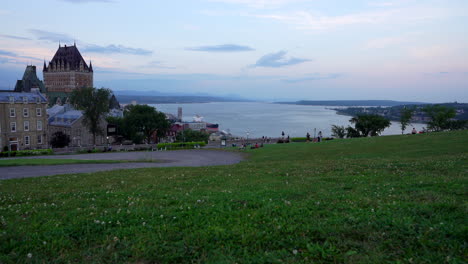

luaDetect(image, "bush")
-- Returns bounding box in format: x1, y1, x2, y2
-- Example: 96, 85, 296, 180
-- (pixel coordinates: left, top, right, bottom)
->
50, 131, 71, 148
291, 137, 308, 142
0, 149, 53, 158
157, 142, 206, 150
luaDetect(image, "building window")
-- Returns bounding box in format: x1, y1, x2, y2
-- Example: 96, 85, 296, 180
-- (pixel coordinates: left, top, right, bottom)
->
23, 96, 28, 103
9, 108, 15, 117
11, 122, 16, 132
36, 97, 40, 103
24, 121, 29, 131
24, 136, 30, 145
23, 108, 29, 117
9, 96, 14, 103
37, 135, 42, 144
36, 108, 42, 116
37, 120, 43, 131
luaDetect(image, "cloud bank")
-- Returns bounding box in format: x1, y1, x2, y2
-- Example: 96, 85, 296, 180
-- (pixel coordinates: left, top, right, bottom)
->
253, 50, 310, 67
186, 44, 255, 52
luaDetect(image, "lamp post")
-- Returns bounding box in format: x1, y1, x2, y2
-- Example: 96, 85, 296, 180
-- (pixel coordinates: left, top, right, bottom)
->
106, 136, 109, 150
246, 130, 250, 144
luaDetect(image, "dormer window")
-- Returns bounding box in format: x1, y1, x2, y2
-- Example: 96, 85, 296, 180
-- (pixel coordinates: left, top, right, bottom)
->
22, 96, 28, 104
9, 96, 14, 103
36, 97, 41, 103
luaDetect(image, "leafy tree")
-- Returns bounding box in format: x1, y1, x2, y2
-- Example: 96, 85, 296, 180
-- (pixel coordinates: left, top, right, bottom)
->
447, 120, 468, 130
124, 104, 170, 143
50, 131, 71, 148
422, 105, 456, 131
400, 107, 415, 134
349, 114, 391, 137
331, 125, 346, 138
176, 129, 209, 143
345, 126, 361, 138
70, 87, 111, 145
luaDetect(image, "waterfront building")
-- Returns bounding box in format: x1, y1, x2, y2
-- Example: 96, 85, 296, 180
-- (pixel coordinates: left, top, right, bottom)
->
43, 43, 93, 105
0, 90, 48, 151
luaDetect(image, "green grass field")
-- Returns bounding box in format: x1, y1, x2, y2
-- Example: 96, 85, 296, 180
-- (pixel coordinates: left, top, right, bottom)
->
0, 131, 466, 263
0, 159, 143, 167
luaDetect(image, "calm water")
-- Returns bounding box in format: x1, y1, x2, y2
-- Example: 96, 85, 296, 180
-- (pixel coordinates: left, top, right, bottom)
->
151, 102, 426, 138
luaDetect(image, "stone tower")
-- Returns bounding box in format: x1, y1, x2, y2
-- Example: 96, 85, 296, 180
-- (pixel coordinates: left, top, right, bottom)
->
14, 65, 46, 93
43, 43, 93, 105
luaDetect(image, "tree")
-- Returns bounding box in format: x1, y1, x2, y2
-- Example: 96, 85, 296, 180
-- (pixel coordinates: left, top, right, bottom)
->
50, 131, 70, 148
400, 107, 415, 134
124, 104, 170, 143
70, 87, 111, 145
176, 129, 209, 143
422, 105, 456, 131
331, 125, 346, 138
349, 114, 391, 137
345, 126, 361, 138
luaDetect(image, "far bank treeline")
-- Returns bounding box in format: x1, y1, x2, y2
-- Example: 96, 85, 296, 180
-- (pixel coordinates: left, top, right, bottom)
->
330, 104, 468, 138
334, 102, 468, 122
71, 87, 209, 145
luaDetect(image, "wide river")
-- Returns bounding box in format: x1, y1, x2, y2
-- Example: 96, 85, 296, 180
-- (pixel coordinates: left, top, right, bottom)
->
151, 102, 426, 138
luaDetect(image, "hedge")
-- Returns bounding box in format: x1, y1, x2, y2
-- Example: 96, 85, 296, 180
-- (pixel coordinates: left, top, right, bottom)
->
157, 142, 206, 150
291, 137, 308, 142
0, 149, 53, 158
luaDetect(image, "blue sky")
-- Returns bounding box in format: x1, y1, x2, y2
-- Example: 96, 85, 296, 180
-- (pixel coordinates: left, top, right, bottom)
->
0, 0, 467, 102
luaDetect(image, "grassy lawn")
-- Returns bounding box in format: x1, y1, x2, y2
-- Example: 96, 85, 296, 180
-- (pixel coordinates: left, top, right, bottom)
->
0, 159, 157, 167
0, 131, 466, 263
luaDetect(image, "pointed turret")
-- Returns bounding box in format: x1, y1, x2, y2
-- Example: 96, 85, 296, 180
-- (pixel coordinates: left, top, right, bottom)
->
43, 60, 47, 72
89, 60, 93, 72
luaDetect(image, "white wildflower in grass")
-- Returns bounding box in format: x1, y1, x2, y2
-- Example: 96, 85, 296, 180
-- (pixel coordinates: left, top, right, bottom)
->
293, 249, 298, 255
43, 241, 47, 245
113, 237, 119, 242
27, 253, 32, 258
142, 222, 146, 226
160, 215, 164, 218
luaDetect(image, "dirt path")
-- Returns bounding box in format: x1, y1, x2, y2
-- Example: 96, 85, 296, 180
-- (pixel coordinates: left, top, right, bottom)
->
0, 150, 244, 180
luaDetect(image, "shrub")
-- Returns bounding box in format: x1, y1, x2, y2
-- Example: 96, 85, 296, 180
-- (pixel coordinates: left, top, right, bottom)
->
50, 131, 71, 148
291, 137, 308, 142
157, 142, 206, 150
0, 149, 53, 158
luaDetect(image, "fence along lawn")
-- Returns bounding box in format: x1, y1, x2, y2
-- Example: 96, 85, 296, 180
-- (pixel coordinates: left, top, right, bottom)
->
0, 130, 466, 263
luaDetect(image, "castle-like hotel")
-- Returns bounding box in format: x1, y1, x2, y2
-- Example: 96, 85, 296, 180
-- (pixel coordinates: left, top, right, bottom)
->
0, 44, 120, 151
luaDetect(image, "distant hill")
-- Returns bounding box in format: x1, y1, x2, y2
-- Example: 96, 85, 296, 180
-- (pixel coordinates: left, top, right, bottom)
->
116, 95, 251, 104
277, 100, 426, 107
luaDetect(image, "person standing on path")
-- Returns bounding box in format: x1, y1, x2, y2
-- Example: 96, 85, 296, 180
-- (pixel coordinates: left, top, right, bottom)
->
318, 131, 322, 142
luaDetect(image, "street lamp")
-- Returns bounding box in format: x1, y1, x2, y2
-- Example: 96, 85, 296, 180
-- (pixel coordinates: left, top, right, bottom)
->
246, 130, 250, 144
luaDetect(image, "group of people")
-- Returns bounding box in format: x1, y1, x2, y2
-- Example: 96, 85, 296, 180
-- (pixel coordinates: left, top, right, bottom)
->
306, 131, 323, 142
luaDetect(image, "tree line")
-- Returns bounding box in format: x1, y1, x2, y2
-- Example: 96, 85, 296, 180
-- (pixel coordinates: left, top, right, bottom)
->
331, 105, 467, 138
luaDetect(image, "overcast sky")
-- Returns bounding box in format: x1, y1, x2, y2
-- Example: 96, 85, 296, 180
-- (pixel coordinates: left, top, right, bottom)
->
0, 0, 467, 102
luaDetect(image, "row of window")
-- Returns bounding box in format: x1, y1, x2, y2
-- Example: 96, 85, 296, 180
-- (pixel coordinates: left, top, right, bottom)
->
18, 135, 43, 145
9, 121, 42, 132
9, 108, 42, 117
8, 96, 41, 104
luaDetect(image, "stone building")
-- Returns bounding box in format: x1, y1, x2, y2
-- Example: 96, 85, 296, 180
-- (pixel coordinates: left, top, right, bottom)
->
43, 43, 93, 105
47, 104, 108, 147
0, 91, 48, 151
14, 65, 47, 93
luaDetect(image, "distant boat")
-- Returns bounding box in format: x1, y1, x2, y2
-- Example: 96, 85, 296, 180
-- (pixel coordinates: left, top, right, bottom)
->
193, 115, 203, 122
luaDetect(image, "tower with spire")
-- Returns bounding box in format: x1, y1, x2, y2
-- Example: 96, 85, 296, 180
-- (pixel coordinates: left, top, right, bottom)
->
43, 43, 93, 104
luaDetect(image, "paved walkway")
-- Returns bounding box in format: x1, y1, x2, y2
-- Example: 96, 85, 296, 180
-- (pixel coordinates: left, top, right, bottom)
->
0, 150, 245, 180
